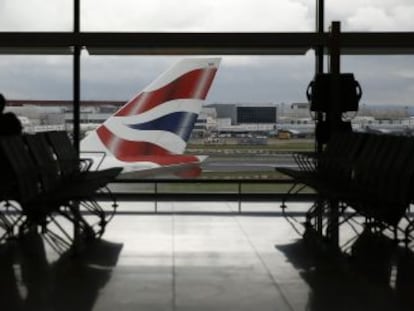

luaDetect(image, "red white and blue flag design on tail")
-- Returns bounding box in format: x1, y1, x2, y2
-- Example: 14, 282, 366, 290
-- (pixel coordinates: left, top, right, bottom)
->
81, 58, 220, 176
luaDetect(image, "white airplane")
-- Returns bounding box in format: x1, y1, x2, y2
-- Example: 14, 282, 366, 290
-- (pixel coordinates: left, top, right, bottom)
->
80, 58, 221, 178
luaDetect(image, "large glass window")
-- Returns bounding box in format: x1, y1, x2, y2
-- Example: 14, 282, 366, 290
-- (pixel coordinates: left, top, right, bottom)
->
0, 55, 72, 100
81, 54, 314, 102
341, 55, 414, 133
80, 54, 314, 180
342, 55, 414, 106
0, 0, 73, 31
1, 1, 413, 185
326, 0, 414, 31
0, 55, 72, 132
81, 0, 315, 32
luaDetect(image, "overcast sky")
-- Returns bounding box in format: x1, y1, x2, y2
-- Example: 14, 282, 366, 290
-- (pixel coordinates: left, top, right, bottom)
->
0, 0, 413, 106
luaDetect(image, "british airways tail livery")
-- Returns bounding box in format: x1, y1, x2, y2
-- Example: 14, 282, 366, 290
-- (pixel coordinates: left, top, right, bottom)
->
80, 58, 220, 178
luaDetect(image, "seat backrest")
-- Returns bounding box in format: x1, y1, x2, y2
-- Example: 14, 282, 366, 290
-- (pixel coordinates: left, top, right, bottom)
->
46, 131, 80, 177
377, 135, 414, 226
0, 135, 41, 203
352, 133, 383, 190
384, 136, 414, 204
352, 134, 414, 226
318, 131, 365, 183
24, 133, 61, 193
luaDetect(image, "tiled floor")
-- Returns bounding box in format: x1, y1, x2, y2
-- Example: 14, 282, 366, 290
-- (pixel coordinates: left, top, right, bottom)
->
1, 201, 413, 311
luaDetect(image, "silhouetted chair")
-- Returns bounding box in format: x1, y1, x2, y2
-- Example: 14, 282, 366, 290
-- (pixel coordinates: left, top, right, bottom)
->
0, 133, 121, 251
278, 132, 414, 247
46, 131, 121, 187
24, 134, 114, 238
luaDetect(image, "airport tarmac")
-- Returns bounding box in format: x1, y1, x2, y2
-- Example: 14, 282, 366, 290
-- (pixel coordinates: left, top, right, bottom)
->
1, 201, 413, 311
114, 154, 297, 181
202, 157, 297, 172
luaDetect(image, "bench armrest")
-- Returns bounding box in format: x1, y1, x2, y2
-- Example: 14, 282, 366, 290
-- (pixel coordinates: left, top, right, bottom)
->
292, 152, 317, 172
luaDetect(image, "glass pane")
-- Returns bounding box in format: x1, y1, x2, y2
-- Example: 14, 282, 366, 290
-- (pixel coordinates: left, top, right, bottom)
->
342, 55, 414, 133
80, 54, 314, 180
326, 0, 414, 31
81, 55, 314, 101
81, 0, 315, 32
0, 55, 72, 133
0, 0, 73, 31
343, 55, 414, 106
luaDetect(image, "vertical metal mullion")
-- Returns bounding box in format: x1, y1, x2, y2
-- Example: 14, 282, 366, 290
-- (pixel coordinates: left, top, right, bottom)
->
315, 0, 324, 73
315, 0, 325, 236
72, 0, 81, 247
315, 0, 324, 154
73, 0, 81, 153
73, 46, 81, 153
327, 21, 341, 249
74, 0, 80, 33
329, 21, 341, 125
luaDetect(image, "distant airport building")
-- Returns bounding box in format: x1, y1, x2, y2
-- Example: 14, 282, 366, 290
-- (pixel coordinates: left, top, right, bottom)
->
192, 107, 217, 138
205, 103, 277, 137
206, 103, 238, 124
278, 102, 311, 121
5, 100, 122, 134
8, 100, 414, 138
237, 106, 277, 124
207, 102, 277, 125
203, 103, 278, 138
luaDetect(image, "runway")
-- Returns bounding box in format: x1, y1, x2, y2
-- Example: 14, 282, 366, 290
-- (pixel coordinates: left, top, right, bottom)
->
202, 156, 297, 172
203, 162, 284, 172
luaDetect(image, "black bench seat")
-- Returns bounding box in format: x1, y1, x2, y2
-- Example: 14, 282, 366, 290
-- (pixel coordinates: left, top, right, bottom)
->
0, 131, 121, 249
277, 131, 414, 245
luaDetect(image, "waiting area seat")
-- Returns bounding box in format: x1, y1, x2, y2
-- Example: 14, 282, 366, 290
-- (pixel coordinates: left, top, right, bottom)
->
0, 131, 121, 252
277, 131, 414, 248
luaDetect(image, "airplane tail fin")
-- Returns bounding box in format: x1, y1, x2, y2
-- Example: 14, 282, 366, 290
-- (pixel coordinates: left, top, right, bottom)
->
81, 58, 220, 162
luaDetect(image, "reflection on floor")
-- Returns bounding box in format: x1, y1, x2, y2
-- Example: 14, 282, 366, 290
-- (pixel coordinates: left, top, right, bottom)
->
1, 201, 414, 311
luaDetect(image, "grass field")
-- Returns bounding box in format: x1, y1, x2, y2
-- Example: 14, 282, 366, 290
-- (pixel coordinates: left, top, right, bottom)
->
200, 170, 290, 179
187, 138, 314, 154
111, 180, 314, 194
187, 138, 313, 180
156, 182, 311, 194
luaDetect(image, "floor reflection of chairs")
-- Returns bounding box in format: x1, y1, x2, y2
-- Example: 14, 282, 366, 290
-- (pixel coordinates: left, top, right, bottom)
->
396, 250, 414, 308
276, 236, 414, 311
0, 233, 123, 311
0, 191, 25, 243
0, 243, 23, 311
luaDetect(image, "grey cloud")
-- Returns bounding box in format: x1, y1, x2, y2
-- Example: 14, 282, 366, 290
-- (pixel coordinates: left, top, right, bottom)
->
82, 0, 313, 32
326, 0, 414, 31
0, 1, 413, 108
343, 55, 414, 106
0, 0, 72, 31
1, 0, 412, 32
0, 56, 72, 99
1, 54, 413, 107
209, 55, 314, 104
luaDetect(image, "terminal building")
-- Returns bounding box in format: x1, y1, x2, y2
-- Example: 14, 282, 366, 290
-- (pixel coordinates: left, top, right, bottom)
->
7, 100, 281, 138
205, 103, 277, 136
6, 99, 122, 134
